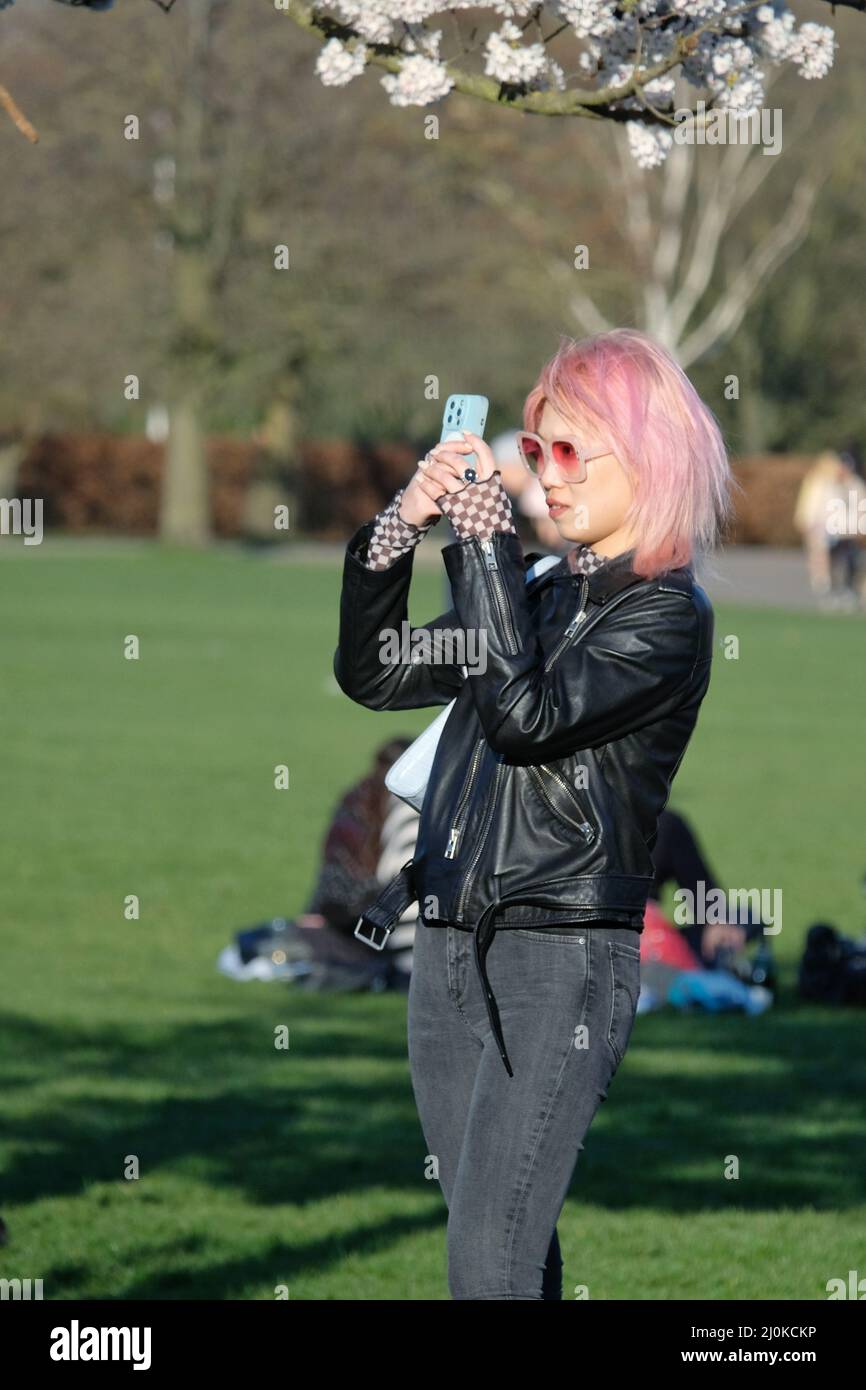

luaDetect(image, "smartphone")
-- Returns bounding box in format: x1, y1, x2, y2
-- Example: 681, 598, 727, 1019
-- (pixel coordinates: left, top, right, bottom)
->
440, 393, 489, 471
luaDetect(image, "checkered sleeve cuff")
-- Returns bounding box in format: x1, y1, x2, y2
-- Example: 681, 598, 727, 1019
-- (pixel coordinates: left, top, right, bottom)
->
436, 472, 516, 541
364, 488, 436, 572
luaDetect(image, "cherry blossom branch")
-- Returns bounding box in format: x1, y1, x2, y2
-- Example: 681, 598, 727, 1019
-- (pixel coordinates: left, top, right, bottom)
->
282, 0, 839, 133
281, 1, 843, 167
281, 0, 771, 126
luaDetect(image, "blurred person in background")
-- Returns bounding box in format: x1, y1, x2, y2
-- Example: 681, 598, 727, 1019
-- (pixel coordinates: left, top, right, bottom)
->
827, 452, 866, 609
794, 451, 865, 609
305, 794, 758, 977
297, 736, 419, 982
223, 738, 419, 990
649, 807, 763, 966
794, 451, 841, 598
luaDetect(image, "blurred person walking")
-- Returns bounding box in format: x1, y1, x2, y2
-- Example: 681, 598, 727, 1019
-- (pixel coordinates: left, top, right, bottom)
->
826, 452, 866, 609
795, 451, 865, 609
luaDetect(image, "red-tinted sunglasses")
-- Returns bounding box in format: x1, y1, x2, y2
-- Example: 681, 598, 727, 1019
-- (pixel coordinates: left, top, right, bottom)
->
516, 430, 610, 482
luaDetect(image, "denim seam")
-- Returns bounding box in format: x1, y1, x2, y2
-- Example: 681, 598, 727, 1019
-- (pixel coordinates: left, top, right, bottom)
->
605, 941, 639, 1066
446, 928, 487, 1049
501, 936, 593, 1297
512, 930, 589, 945
451, 998, 486, 1049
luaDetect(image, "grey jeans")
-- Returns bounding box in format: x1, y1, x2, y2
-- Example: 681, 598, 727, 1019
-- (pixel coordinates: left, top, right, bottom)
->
407, 919, 642, 1300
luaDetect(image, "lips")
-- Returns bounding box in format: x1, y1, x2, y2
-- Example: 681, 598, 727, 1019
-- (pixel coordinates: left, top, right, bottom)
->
546, 500, 569, 519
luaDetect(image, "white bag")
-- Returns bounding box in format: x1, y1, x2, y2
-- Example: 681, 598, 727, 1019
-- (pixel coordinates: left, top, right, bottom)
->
385, 553, 561, 813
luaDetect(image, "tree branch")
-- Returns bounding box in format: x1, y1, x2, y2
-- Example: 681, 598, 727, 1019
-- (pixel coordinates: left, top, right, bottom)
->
0, 84, 38, 143
279, 0, 776, 127
207, 86, 256, 283
473, 169, 614, 337
666, 141, 755, 346
677, 176, 819, 367
564, 281, 615, 337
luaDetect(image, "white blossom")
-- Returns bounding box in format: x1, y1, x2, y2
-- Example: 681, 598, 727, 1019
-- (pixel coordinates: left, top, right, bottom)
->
323, 3, 393, 44
626, 121, 673, 170
753, 10, 797, 64
790, 22, 836, 80
546, 59, 567, 92
550, 1, 619, 40
380, 54, 453, 106
670, 0, 728, 19
321, 0, 446, 43
643, 73, 676, 105
315, 38, 368, 88
484, 23, 548, 85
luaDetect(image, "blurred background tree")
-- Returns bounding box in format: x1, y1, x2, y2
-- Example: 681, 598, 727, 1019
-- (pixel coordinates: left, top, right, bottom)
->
0, 0, 864, 542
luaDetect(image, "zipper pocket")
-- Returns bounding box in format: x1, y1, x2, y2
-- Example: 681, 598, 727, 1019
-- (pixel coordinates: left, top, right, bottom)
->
455, 760, 504, 920
444, 738, 485, 859
528, 763, 596, 844
544, 576, 588, 673
480, 538, 519, 656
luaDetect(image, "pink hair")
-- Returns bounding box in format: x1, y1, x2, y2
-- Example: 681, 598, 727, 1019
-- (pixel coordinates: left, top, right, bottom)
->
523, 329, 733, 578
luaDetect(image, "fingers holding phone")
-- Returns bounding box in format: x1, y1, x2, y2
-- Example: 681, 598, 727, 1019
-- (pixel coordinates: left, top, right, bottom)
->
429, 432, 496, 484
398, 461, 448, 527
400, 436, 494, 526
397, 393, 492, 528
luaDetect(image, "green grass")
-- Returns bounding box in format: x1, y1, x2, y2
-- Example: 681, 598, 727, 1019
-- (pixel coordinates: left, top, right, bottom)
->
1, 539, 865, 1300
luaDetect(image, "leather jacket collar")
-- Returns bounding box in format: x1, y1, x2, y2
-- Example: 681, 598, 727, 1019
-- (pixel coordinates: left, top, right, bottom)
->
530, 545, 694, 604
528, 545, 644, 603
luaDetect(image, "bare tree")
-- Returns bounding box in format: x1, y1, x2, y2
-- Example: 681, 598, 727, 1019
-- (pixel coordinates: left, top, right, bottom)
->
157, 0, 254, 544
470, 73, 833, 370
553, 117, 823, 366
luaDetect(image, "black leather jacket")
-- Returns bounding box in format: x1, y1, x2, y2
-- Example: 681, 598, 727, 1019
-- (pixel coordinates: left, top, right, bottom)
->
335, 519, 715, 1074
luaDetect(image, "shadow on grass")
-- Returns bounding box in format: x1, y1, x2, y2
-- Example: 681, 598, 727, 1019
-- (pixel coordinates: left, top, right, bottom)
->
1, 988, 864, 1296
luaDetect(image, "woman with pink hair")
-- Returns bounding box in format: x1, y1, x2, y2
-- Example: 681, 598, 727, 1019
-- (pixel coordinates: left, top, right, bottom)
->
336, 328, 732, 1300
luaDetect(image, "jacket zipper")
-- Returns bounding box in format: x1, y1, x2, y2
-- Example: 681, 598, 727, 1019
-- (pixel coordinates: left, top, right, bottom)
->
455, 761, 504, 921
544, 576, 589, 672
544, 575, 656, 673
444, 737, 485, 858
528, 764, 596, 844
480, 538, 519, 656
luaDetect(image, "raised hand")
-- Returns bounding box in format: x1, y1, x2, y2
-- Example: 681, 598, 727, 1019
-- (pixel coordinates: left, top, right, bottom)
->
398, 431, 497, 527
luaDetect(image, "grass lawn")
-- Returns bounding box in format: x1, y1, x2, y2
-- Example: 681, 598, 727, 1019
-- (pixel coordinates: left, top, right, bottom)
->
1, 539, 865, 1300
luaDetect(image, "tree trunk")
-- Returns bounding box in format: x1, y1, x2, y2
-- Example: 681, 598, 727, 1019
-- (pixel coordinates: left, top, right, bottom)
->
241, 379, 302, 543
158, 0, 218, 547
161, 387, 210, 546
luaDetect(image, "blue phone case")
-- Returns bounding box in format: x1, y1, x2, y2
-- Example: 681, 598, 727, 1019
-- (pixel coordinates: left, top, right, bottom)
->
440, 394, 489, 471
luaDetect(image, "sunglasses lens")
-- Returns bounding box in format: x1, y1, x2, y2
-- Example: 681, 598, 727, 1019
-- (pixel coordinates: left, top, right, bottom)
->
551, 439, 583, 476
519, 435, 544, 473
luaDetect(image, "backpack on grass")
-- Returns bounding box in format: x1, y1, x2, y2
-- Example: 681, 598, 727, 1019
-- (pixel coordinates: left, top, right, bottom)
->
798, 923, 866, 1006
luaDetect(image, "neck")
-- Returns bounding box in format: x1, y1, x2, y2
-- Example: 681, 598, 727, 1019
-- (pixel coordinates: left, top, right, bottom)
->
586, 524, 638, 561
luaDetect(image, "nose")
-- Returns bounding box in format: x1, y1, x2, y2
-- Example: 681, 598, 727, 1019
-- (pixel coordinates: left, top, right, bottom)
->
538, 450, 562, 492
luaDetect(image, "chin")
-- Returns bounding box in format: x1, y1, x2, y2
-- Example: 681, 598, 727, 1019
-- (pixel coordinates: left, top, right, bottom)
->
555, 519, 600, 546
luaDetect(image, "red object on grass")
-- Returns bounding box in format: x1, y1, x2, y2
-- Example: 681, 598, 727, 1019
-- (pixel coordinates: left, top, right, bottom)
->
641, 899, 702, 970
